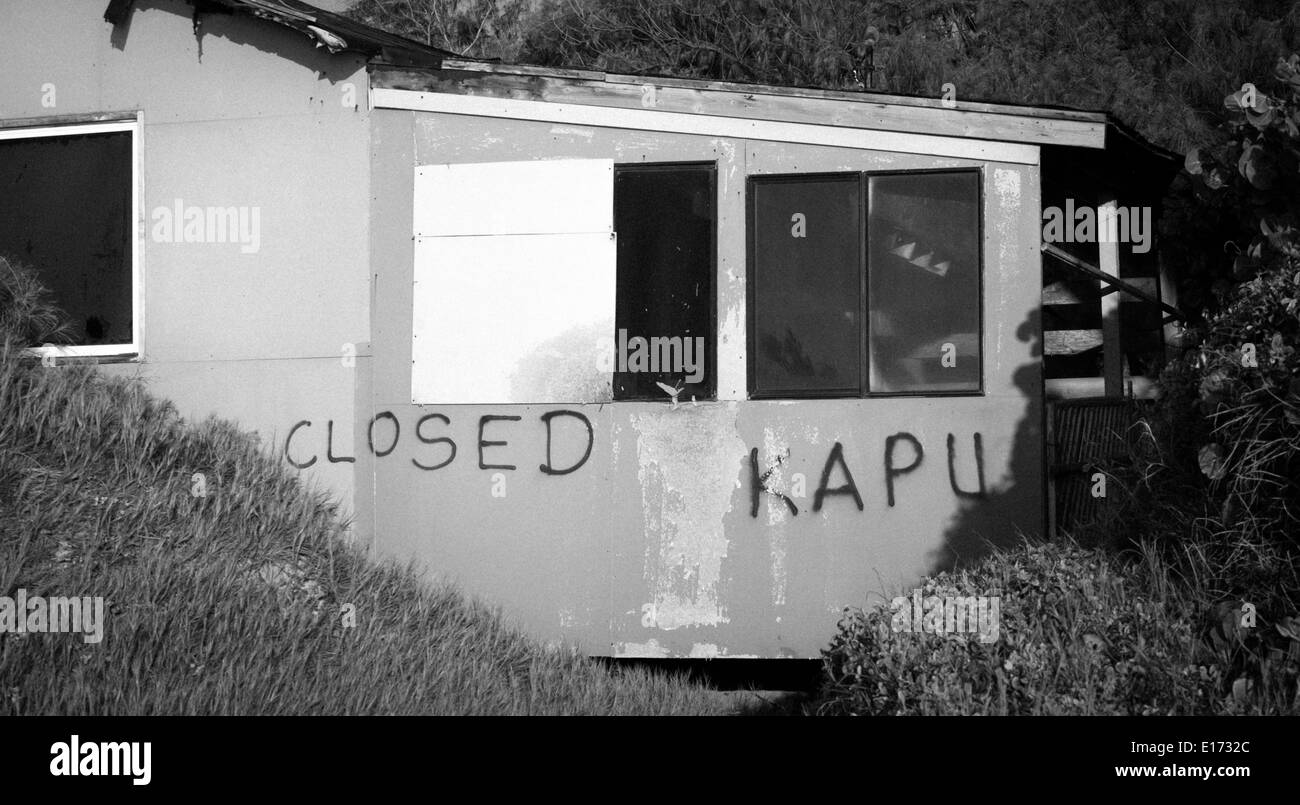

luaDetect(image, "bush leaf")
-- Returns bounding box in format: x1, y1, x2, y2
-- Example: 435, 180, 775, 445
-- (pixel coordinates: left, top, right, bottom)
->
1198, 443, 1227, 480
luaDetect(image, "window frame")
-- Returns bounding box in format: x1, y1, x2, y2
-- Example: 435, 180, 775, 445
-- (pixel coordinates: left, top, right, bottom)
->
1, 116, 143, 361
746, 166, 985, 400
611, 160, 719, 402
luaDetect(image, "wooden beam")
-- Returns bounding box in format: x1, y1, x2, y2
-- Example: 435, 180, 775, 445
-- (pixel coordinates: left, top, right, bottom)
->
1159, 258, 1180, 364
374, 68, 1105, 149
1099, 275, 1158, 298
1046, 376, 1158, 399
1044, 281, 1093, 306
435, 59, 1109, 124
371, 88, 1041, 164
1098, 197, 1124, 397
1045, 329, 1103, 356
1041, 243, 1184, 321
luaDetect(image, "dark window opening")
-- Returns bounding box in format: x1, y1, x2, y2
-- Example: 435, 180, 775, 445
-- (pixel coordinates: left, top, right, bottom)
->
749, 174, 861, 396
0, 129, 134, 348
613, 163, 716, 401
748, 169, 982, 398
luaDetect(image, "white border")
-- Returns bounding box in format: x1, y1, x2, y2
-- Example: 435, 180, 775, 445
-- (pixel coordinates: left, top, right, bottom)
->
372, 88, 1040, 165
1, 117, 142, 360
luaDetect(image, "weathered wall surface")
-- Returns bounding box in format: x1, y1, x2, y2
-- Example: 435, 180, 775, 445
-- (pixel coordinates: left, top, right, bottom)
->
0, 2, 1044, 657
0, 0, 372, 507
353, 110, 1043, 657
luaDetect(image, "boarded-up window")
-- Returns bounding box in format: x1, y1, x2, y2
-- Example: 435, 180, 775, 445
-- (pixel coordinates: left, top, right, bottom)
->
0, 124, 135, 351
748, 169, 981, 398
411, 159, 617, 404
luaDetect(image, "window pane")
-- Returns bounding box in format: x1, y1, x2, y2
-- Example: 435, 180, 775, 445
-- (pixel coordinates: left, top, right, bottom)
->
614, 165, 715, 400
0, 131, 133, 346
751, 175, 860, 395
868, 172, 980, 393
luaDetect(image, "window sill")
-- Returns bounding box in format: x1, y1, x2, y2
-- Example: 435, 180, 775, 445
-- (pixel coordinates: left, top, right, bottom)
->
748, 390, 987, 400
22, 348, 140, 366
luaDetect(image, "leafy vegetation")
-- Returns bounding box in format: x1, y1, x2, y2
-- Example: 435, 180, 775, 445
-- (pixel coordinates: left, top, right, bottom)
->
349, 0, 1300, 153
817, 541, 1299, 715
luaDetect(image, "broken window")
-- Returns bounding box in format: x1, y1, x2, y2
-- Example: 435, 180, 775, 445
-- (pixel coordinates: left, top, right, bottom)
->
748, 169, 982, 398
0, 122, 136, 354
613, 163, 715, 401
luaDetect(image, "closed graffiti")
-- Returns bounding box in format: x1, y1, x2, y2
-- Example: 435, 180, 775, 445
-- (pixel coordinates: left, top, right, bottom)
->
284, 414, 989, 514
283, 410, 594, 475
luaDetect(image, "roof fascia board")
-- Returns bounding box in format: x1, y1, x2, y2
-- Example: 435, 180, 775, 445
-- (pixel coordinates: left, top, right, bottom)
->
437, 59, 1108, 125
376, 66, 1104, 149
372, 87, 1040, 164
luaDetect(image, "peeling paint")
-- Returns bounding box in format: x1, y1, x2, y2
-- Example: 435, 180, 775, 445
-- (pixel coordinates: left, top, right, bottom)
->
760, 427, 791, 606
718, 301, 745, 400
631, 404, 746, 630
993, 168, 1023, 376
614, 639, 671, 658
549, 125, 594, 140
761, 427, 793, 527
714, 138, 739, 193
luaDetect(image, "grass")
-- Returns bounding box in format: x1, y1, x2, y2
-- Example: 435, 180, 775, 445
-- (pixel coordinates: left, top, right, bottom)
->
0, 333, 731, 715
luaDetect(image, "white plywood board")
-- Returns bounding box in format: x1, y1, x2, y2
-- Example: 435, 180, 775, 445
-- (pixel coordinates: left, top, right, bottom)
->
411, 233, 616, 404
413, 159, 614, 237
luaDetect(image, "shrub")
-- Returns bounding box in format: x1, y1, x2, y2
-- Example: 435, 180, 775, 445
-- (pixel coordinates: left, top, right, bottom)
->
816, 541, 1299, 715
1148, 56, 1300, 565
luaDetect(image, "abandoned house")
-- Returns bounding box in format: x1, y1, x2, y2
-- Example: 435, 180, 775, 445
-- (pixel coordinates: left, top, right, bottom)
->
0, 0, 1180, 658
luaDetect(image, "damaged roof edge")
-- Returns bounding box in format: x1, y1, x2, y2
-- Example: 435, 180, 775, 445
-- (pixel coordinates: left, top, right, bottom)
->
435, 57, 1112, 126
99, 0, 1173, 159
104, 0, 476, 68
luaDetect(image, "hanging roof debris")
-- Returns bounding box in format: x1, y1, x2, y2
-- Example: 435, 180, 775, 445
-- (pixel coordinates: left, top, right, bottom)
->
104, 0, 463, 67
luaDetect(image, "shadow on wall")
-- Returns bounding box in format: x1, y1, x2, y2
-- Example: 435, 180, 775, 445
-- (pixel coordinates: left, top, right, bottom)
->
930, 305, 1044, 574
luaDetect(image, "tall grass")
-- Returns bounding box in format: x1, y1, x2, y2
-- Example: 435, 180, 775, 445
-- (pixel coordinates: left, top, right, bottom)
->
0, 261, 728, 715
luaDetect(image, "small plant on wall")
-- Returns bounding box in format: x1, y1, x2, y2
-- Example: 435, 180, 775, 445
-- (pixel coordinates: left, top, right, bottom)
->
0, 255, 73, 349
